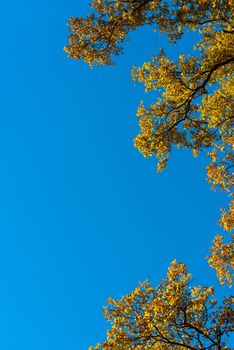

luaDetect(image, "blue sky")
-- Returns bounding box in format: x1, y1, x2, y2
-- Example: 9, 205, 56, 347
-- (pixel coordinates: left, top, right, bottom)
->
0, 1, 232, 349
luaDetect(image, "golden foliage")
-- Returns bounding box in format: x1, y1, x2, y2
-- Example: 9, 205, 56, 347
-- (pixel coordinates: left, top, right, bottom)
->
89, 261, 234, 349
65, 0, 234, 285
208, 201, 234, 286
208, 233, 234, 286
65, 2, 234, 346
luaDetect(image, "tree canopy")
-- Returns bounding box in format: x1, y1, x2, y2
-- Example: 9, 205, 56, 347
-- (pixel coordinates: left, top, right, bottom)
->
65, 1, 234, 347
89, 261, 234, 350
65, 0, 233, 286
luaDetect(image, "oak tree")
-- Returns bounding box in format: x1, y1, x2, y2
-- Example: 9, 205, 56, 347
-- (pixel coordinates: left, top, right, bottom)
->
89, 261, 234, 350
65, 0, 234, 274
65, 2, 234, 347
65, 1, 234, 283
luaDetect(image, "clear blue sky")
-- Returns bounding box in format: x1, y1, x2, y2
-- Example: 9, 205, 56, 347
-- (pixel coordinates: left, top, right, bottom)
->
0, 1, 231, 349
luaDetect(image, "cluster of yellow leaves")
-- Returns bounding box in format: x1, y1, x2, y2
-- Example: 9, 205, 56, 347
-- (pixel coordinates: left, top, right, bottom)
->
65, 0, 233, 65
64, 0, 155, 66
89, 261, 234, 350
208, 201, 234, 286
208, 234, 234, 287
219, 200, 234, 232
132, 32, 233, 173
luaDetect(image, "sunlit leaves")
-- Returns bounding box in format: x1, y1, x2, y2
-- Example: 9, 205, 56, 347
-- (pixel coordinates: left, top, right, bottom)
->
65, 0, 233, 67
208, 234, 234, 287
65, 0, 234, 287
89, 261, 234, 349
208, 201, 234, 286
66, 2, 234, 347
